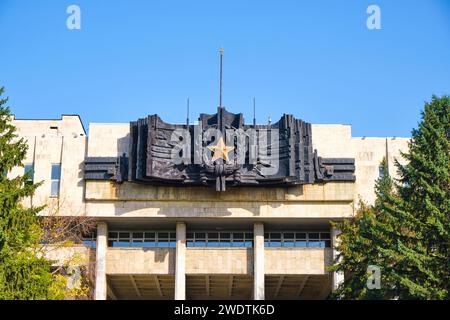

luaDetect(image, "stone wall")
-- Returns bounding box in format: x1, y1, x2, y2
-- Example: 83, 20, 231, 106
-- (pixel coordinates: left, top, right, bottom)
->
106, 248, 175, 275
265, 248, 332, 275
185, 248, 252, 275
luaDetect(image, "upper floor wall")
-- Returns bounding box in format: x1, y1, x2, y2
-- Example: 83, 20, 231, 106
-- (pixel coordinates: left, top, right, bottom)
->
10, 115, 409, 217
10, 115, 86, 215
311, 124, 409, 204
86, 122, 409, 207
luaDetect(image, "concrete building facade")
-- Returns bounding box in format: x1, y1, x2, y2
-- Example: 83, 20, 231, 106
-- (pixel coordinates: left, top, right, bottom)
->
9, 113, 409, 300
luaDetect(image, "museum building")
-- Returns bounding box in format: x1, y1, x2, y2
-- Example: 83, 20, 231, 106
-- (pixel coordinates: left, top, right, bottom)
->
9, 107, 409, 300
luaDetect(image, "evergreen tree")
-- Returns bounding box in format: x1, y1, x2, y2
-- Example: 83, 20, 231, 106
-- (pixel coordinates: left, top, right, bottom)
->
0, 86, 64, 299
332, 95, 449, 299
330, 159, 400, 299
393, 95, 449, 299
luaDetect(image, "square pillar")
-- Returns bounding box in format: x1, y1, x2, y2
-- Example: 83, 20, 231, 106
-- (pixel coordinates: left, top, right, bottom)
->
94, 222, 108, 300
175, 222, 186, 300
331, 225, 344, 291
253, 222, 265, 300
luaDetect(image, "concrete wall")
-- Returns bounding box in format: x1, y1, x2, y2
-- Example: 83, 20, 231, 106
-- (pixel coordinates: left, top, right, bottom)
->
351, 137, 409, 205
311, 124, 409, 206
186, 248, 252, 275
265, 248, 332, 275
11, 115, 87, 216
102, 247, 331, 276
84, 180, 354, 219
106, 248, 175, 275
42, 245, 92, 266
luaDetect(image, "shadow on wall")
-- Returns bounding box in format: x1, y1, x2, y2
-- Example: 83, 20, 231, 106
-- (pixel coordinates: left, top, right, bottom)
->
152, 247, 172, 265
117, 134, 130, 156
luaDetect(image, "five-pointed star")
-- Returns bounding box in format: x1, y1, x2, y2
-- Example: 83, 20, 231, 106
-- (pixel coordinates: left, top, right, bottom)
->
207, 137, 234, 162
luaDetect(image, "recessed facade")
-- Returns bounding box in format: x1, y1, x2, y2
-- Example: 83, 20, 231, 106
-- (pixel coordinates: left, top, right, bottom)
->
10, 110, 409, 300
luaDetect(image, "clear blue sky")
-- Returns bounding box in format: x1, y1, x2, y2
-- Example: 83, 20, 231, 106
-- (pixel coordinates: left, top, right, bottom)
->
1, 0, 449, 137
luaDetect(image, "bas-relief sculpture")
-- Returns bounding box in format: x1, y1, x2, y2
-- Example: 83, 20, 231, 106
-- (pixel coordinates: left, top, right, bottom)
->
85, 107, 355, 191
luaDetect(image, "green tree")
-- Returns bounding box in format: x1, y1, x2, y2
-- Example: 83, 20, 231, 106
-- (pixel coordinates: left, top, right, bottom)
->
330, 159, 401, 299
393, 95, 449, 299
0, 86, 64, 299
331, 95, 449, 299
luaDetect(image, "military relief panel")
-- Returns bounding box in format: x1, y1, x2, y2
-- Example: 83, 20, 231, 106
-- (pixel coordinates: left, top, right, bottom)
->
84, 107, 356, 192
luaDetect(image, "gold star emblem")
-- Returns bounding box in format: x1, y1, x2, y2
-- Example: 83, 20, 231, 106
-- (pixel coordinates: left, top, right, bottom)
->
207, 137, 234, 162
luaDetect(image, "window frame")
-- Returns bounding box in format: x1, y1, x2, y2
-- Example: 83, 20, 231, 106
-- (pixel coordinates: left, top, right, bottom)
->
50, 163, 61, 197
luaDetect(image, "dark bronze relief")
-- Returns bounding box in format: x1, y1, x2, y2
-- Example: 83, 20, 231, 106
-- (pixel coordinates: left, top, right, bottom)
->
85, 107, 355, 191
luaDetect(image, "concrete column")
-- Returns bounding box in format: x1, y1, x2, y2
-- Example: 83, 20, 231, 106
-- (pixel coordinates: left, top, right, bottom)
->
94, 222, 108, 300
175, 222, 186, 300
253, 222, 265, 300
331, 225, 344, 291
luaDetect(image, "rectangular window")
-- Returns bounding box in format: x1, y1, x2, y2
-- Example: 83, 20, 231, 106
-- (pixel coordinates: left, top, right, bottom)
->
24, 164, 34, 186
379, 165, 385, 178
82, 232, 97, 248
264, 231, 331, 248
50, 164, 61, 197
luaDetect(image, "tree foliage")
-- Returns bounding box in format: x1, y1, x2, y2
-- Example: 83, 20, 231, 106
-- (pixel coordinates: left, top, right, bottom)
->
331, 95, 449, 299
0, 86, 65, 299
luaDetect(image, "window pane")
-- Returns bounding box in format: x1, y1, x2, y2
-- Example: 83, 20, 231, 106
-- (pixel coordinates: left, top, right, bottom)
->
143, 241, 156, 248
158, 232, 169, 239
321, 233, 330, 239
194, 241, 206, 247
309, 233, 320, 240
51, 164, 61, 180
24, 164, 34, 183
220, 233, 230, 240
283, 233, 294, 239
270, 241, 282, 247
207, 241, 220, 247
244, 240, 253, 247
114, 241, 130, 247
308, 241, 321, 248
133, 232, 143, 238
233, 232, 244, 240
220, 241, 231, 247
296, 233, 307, 239
295, 240, 308, 247
379, 165, 385, 178
283, 241, 295, 247
232, 241, 244, 247
50, 180, 60, 197
145, 232, 155, 239
131, 241, 143, 247
209, 232, 218, 239
108, 232, 118, 238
